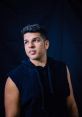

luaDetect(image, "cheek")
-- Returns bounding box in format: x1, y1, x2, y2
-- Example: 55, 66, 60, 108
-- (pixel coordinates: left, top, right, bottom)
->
37, 45, 46, 54
37, 44, 44, 50
24, 46, 29, 53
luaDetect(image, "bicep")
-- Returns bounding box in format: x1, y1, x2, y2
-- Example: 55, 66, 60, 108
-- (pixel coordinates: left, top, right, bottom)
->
4, 77, 20, 117
66, 66, 79, 116
66, 66, 75, 104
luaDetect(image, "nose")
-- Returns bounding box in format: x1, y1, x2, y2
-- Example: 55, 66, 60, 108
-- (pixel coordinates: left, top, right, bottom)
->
28, 42, 34, 48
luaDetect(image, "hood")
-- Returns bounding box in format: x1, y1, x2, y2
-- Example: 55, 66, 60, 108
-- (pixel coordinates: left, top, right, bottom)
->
22, 56, 54, 68
21, 56, 54, 112
22, 57, 36, 68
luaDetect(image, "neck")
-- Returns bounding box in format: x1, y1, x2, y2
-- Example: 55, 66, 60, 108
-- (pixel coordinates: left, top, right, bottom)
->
30, 55, 47, 67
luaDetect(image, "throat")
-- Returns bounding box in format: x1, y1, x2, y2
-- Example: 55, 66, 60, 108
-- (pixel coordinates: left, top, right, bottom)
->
30, 57, 47, 67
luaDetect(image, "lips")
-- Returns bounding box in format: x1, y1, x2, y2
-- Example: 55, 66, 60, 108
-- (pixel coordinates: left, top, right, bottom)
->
29, 50, 36, 55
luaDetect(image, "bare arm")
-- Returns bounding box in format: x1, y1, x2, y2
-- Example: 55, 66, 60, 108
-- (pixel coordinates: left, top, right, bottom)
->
4, 77, 20, 117
66, 66, 79, 117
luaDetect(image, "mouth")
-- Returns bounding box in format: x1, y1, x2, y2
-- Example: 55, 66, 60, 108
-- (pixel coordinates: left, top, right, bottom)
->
29, 50, 36, 55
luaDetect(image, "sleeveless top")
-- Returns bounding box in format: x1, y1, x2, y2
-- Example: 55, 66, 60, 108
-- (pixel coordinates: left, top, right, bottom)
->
8, 57, 70, 117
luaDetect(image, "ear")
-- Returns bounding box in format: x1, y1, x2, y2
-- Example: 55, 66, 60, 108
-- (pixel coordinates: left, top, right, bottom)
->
45, 40, 49, 49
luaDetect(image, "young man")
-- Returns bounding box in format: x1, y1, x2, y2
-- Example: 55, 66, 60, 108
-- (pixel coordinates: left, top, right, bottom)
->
4, 24, 79, 117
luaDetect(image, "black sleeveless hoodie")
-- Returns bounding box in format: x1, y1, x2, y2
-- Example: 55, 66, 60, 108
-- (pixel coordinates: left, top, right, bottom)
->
8, 57, 70, 117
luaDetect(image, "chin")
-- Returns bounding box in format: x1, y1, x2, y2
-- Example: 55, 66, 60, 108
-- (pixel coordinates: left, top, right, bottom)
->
30, 56, 41, 60
29, 56, 38, 60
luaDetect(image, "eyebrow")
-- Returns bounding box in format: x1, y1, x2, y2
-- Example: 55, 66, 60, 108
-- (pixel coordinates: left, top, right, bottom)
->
24, 36, 41, 41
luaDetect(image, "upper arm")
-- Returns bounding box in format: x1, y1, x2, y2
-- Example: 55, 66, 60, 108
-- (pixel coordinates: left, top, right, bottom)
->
4, 77, 20, 117
66, 66, 79, 117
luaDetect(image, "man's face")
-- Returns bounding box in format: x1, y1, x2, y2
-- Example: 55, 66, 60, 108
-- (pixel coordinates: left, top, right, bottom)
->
23, 32, 49, 61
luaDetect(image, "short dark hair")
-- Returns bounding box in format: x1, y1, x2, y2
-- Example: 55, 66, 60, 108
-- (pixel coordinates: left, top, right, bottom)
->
21, 24, 48, 40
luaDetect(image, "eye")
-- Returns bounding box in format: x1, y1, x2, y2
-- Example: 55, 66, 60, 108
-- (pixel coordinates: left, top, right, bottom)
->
36, 38, 41, 42
33, 37, 41, 42
24, 40, 29, 44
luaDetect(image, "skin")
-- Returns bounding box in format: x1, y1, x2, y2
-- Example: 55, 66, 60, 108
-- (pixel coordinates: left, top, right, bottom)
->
4, 32, 79, 117
23, 32, 49, 66
66, 66, 79, 117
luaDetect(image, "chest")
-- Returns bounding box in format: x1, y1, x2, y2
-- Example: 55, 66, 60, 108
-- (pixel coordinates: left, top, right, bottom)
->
20, 66, 67, 107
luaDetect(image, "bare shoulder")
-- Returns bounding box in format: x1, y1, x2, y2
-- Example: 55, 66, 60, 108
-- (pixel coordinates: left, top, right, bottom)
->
4, 77, 20, 117
5, 77, 20, 104
5, 77, 19, 95
66, 65, 74, 101
66, 66, 79, 117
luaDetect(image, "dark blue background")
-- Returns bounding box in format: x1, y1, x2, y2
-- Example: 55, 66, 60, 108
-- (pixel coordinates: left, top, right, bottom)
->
0, 0, 82, 116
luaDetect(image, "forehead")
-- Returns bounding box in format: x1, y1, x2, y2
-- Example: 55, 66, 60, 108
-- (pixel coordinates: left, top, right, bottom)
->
23, 32, 41, 40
